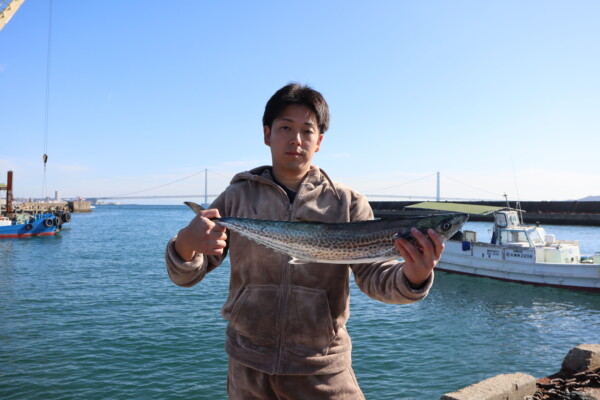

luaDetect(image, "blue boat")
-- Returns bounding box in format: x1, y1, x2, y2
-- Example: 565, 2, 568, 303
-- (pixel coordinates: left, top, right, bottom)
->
0, 212, 68, 238
1, 170, 72, 239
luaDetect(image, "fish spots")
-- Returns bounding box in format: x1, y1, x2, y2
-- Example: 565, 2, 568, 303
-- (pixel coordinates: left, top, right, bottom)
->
213, 213, 467, 264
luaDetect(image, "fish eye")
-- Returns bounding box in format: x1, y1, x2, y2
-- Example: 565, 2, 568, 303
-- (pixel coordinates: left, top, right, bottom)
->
440, 220, 452, 232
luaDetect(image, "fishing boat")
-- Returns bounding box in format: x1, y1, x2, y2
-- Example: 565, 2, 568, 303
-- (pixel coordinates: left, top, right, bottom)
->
0, 170, 71, 239
407, 202, 600, 292
0, 212, 63, 238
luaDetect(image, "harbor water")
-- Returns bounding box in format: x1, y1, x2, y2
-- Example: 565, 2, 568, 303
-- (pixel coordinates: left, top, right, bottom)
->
1, 205, 599, 400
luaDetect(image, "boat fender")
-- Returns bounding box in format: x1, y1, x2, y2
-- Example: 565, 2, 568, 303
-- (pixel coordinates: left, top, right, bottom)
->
462, 241, 471, 251
25, 223, 33, 230
62, 212, 71, 223
44, 218, 54, 228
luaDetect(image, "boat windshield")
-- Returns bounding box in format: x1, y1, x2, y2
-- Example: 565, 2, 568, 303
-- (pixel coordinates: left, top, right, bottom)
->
500, 229, 530, 246
528, 229, 545, 246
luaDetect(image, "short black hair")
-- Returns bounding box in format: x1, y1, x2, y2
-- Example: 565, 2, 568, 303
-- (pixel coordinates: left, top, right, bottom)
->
262, 83, 330, 134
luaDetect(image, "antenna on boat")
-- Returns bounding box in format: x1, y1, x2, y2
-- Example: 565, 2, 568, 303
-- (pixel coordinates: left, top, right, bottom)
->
510, 156, 524, 223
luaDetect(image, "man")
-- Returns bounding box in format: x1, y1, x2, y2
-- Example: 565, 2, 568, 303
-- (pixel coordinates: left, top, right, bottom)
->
166, 83, 443, 399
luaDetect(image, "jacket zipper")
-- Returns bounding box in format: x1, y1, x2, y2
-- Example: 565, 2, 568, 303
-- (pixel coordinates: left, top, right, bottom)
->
273, 184, 301, 373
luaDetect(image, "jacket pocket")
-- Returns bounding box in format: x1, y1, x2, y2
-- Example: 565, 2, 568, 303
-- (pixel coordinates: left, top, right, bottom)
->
284, 286, 335, 357
229, 285, 279, 353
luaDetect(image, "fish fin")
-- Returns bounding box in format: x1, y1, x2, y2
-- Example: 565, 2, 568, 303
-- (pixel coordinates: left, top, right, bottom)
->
184, 201, 205, 215
288, 258, 309, 265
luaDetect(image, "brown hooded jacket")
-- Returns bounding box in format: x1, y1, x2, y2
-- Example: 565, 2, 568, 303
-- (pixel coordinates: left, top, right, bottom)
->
165, 165, 433, 375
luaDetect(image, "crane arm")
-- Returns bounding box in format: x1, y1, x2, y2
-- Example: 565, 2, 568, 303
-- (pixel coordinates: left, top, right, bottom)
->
0, 0, 25, 31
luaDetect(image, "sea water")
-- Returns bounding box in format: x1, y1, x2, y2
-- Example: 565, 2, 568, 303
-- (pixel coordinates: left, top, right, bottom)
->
1, 205, 599, 400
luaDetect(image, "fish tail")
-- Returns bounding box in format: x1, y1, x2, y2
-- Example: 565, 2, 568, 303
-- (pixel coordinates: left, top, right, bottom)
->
184, 201, 206, 214
184, 201, 225, 223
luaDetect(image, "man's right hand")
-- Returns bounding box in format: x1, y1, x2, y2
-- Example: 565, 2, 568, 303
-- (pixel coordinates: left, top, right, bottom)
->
175, 209, 228, 261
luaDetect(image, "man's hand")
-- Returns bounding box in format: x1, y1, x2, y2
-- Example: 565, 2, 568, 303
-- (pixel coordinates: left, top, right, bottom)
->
175, 209, 228, 261
394, 228, 444, 287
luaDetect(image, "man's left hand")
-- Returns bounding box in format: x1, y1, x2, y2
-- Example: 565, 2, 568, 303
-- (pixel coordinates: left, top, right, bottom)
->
394, 228, 444, 287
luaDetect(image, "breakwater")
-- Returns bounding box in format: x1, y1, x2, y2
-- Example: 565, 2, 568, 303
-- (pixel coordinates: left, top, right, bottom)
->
441, 344, 600, 400
370, 200, 600, 226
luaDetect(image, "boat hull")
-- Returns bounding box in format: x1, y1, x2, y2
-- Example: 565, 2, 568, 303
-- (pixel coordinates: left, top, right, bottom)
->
0, 213, 59, 239
438, 240, 600, 292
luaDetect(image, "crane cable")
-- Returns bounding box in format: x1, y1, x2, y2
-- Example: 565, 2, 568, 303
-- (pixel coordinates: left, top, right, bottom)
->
42, 0, 53, 198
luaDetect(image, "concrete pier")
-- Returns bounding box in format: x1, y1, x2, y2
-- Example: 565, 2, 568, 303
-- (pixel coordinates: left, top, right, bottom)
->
69, 200, 92, 213
441, 373, 536, 400
440, 344, 600, 400
12, 201, 70, 214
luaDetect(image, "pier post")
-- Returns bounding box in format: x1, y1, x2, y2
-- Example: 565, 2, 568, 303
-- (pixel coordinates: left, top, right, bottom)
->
6, 170, 13, 216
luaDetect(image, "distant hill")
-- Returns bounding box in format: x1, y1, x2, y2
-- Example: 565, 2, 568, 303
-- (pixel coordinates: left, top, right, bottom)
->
579, 195, 600, 201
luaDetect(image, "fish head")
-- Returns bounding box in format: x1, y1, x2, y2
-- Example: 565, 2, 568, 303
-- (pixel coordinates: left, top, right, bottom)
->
428, 213, 469, 242
394, 213, 469, 244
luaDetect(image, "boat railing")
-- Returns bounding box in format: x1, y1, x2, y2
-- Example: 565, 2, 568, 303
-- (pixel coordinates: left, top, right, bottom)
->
555, 240, 580, 248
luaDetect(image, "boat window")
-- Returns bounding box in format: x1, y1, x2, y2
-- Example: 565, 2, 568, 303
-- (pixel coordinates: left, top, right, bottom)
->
528, 229, 545, 245
537, 228, 547, 238
495, 213, 508, 227
515, 231, 528, 243
500, 230, 529, 245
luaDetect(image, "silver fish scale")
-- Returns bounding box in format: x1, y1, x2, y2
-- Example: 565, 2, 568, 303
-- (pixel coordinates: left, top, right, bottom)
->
216, 213, 468, 264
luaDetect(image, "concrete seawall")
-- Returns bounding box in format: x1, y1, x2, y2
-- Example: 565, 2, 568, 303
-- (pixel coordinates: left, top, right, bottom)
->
68, 200, 92, 213
440, 344, 600, 400
370, 201, 600, 226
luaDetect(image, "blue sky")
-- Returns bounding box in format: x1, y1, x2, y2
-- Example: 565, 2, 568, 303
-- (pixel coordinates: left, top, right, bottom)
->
1, 1, 599, 203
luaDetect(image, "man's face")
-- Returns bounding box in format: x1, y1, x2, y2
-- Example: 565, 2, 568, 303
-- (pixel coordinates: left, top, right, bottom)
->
264, 104, 324, 176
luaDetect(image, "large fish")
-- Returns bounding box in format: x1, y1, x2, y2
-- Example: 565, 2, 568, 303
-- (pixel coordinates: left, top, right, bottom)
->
184, 201, 468, 264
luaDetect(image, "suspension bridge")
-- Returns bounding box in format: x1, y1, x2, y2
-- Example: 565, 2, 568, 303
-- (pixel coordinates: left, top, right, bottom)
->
77, 171, 502, 204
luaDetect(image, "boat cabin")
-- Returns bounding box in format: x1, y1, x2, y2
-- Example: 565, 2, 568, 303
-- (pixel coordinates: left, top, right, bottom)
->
491, 210, 548, 247
405, 202, 583, 264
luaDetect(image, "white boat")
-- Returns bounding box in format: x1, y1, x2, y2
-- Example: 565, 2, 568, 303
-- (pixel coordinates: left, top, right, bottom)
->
407, 202, 600, 292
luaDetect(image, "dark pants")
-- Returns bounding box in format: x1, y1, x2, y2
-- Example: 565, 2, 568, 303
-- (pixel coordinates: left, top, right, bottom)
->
227, 357, 366, 400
